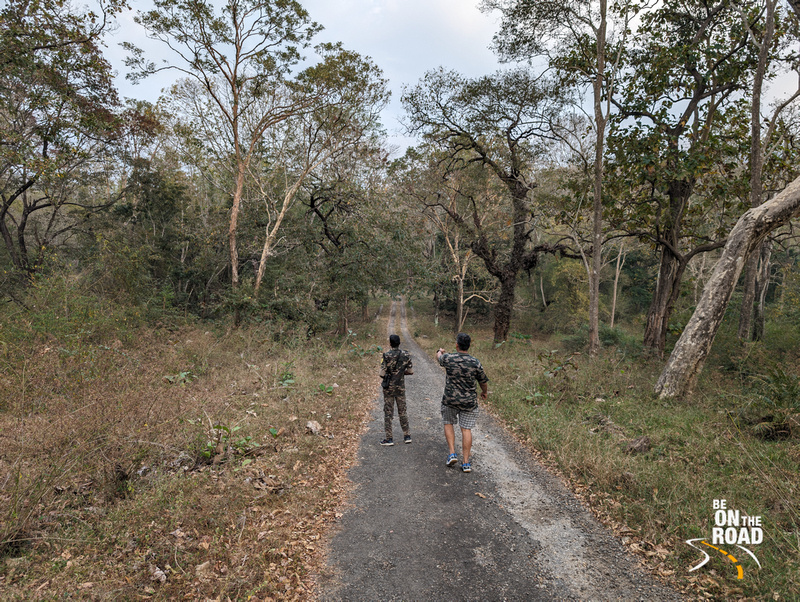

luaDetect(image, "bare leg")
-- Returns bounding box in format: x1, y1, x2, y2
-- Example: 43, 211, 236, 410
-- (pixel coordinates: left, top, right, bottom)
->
461, 427, 472, 463
444, 423, 456, 455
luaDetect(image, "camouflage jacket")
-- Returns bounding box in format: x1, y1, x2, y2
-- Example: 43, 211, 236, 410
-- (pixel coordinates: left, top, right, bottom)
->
380, 348, 413, 396
438, 352, 488, 411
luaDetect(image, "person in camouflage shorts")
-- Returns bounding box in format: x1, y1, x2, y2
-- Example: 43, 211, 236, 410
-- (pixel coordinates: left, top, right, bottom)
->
379, 334, 414, 446
436, 332, 488, 472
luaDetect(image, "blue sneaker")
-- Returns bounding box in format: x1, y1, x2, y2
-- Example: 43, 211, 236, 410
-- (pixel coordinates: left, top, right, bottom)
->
462, 462, 472, 473
381, 438, 394, 446
404, 435, 412, 444
446, 453, 458, 466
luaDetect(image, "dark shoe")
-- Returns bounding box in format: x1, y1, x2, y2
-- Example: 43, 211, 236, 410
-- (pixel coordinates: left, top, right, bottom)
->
381, 438, 394, 446
446, 453, 458, 466
462, 462, 472, 473
404, 435, 412, 444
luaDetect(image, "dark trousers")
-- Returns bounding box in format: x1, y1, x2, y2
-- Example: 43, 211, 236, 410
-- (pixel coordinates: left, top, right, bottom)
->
383, 393, 410, 439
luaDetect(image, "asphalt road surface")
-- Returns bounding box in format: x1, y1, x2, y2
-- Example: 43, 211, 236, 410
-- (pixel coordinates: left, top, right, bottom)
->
319, 301, 683, 601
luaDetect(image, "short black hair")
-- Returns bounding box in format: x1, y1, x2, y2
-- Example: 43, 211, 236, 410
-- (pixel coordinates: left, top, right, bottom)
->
456, 332, 471, 351
389, 334, 400, 348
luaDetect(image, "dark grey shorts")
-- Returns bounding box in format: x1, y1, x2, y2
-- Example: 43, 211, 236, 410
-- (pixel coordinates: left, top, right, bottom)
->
441, 404, 479, 429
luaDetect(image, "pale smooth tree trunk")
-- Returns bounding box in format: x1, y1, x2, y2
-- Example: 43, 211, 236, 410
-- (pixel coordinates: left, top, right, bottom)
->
610, 242, 625, 328
737, 0, 775, 340
230, 159, 246, 327
229, 156, 245, 291
540, 275, 547, 309
655, 175, 800, 398
455, 276, 465, 335
588, 0, 608, 356
253, 177, 305, 296
752, 241, 772, 341
691, 252, 707, 305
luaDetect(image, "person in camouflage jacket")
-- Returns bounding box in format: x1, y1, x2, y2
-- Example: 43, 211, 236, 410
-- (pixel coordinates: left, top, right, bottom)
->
436, 332, 488, 472
380, 334, 414, 445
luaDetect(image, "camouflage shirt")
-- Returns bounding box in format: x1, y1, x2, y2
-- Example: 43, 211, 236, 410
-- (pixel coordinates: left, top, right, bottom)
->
381, 348, 413, 396
438, 352, 488, 411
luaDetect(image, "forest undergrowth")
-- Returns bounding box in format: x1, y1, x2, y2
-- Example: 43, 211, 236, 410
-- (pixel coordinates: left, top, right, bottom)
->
409, 299, 800, 602
0, 275, 382, 600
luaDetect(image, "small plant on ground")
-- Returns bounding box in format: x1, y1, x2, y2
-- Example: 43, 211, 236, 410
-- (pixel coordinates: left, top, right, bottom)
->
278, 361, 295, 388
163, 370, 197, 385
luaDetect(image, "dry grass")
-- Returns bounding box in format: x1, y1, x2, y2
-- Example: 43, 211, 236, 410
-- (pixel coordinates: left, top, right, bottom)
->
0, 302, 383, 599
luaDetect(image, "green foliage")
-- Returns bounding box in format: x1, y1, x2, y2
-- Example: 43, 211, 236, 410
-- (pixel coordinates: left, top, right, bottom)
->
0, 266, 149, 351
538, 260, 590, 333
756, 364, 800, 415
598, 324, 641, 354
190, 421, 262, 463
0, 0, 129, 273
278, 362, 296, 388
536, 349, 579, 381
163, 371, 197, 386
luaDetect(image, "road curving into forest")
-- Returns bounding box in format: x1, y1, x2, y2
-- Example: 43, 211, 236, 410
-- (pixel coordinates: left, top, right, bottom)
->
318, 300, 682, 601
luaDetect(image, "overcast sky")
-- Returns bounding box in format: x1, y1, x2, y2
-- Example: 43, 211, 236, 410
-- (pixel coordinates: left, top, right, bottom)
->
108, 0, 509, 155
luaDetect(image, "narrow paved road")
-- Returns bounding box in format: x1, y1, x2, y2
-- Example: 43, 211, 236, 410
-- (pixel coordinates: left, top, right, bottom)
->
319, 301, 682, 601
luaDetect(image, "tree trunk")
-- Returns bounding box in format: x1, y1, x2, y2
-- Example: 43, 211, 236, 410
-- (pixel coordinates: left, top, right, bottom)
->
737, 0, 774, 340
610, 242, 625, 328
752, 240, 772, 341
588, 0, 608, 357
0, 215, 21, 270
540, 275, 547, 309
643, 247, 686, 355
655, 175, 800, 398
230, 158, 245, 290
230, 161, 245, 327
493, 276, 516, 344
692, 252, 707, 304
643, 181, 692, 355
337, 297, 349, 335
455, 277, 464, 335
737, 250, 759, 339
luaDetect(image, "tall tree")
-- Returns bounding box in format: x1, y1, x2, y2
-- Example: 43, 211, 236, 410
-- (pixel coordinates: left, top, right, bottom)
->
250, 44, 389, 296
737, 0, 800, 340
392, 147, 487, 334
297, 145, 399, 333
655, 174, 800, 398
127, 0, 321, 301
403, 68, 570, 343
0, 0, 125, 274
481, 0, 635, 353
608, 0, 761, 355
